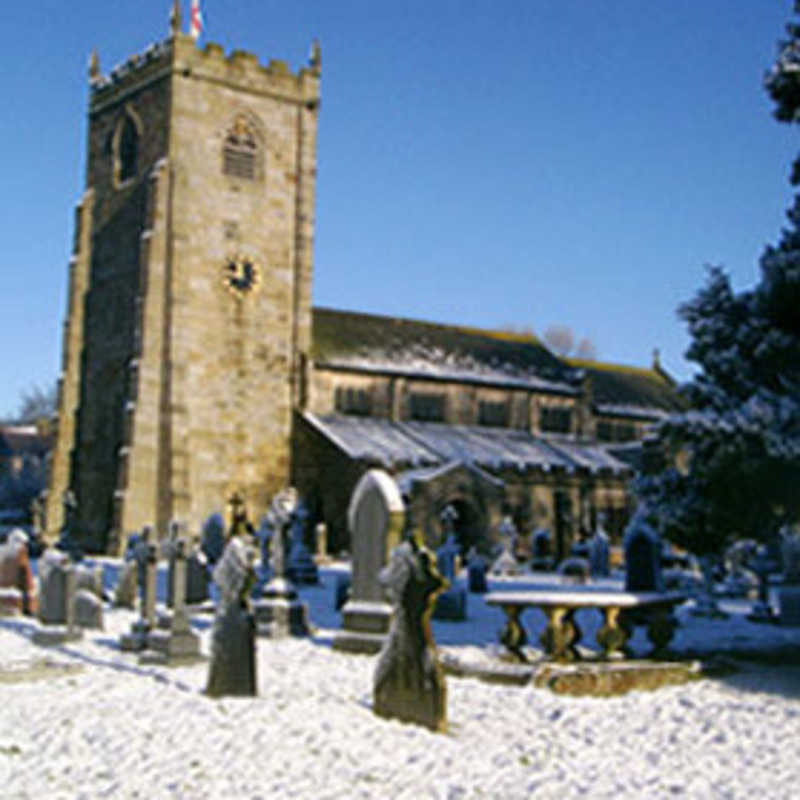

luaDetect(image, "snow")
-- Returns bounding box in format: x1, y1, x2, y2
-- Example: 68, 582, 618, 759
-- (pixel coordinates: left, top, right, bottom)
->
1, 564, 800, 799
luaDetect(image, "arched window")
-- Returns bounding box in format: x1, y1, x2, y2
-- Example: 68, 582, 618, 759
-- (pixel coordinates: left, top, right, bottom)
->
112, 108, 142, 188
119, 117, 139, 182
223, 115, 259, 180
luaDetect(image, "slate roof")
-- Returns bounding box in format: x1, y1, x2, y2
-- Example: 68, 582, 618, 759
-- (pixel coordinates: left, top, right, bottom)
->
566, 359, 685, 417
303, 412, 632, 477
311, 307, 577, 394
311, 307, 684, 417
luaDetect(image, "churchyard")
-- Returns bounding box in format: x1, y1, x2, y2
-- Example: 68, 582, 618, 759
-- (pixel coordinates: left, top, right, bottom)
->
1, 496, 800, 799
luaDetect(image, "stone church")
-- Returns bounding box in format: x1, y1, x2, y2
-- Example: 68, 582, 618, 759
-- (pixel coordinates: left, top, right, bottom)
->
46, 10, 682, 558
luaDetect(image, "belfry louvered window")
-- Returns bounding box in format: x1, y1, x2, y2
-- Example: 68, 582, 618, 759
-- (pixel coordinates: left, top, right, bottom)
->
223, 115, 259, 180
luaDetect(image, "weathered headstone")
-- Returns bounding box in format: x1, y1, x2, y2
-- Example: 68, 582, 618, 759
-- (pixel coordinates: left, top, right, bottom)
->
73, 588, 104, 630
142, 539, 203, 664
286, 502, 319, 584
186, 536, 210, 606
466, 547, 488, 593
588, 522, 610, 578
32, 557, 83, 646
37, 548, 71, 624
0, 529, 37, 615
373, 538, 448, 733
113, 559, 138, 609
334, 469, 405, 654
558, 555, 590, 584
531, 528, 553, 571
206, 534, 257, 697
252, 488, 312, 637
201, 513, 226, 566
490, 516, 519, 576
623, 512, 664, 593
433, 506, 467, 621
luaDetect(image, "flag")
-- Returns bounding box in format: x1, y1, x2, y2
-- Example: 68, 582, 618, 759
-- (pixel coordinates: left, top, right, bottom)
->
190, 0, 204, 41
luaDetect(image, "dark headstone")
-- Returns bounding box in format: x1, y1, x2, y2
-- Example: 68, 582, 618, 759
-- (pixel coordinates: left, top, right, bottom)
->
374, 539, 447, 732
201, 514, 226, 566
206, 537, 257, 697
466, 548, 488, 593
588, 526, 610, 578
624, 512, 663, 593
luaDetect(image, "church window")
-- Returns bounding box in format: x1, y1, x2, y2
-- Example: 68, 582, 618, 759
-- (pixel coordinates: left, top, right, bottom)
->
409, 393, 446, 422
478, 400, 509, 427
597, 420, 614, 442
335, 387, 372, 416
119, 117, 138, 182
223, 115, 259, 180
540, 405, 572, 434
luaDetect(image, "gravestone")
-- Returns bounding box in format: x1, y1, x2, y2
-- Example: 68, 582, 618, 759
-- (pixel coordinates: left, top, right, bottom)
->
201, 513, 226, 566
531, 528, 553, 571
490, 516, 519, 576
113, 559, 138, 609
142, 539, 203, 664
120, 541, 157, 651
558, 556, 590, 584
251, 488, 311, 637
186, 536, 211, 607
32, 555, 83, 646
747, 544, 777, 623
623, 512, 664, 593
433, 506, 467, 620
73, 589, 104, 630
286, 502, 319, 584
334, 469, 405, 654
588, 522, 610, 578
466, 547, 488, 593
0, 529, 37, 615
73, 563, 104, 600
373, 538, 448, 733
206, 534, 257, 696
37, 548, 71, 624
779, 528, 800, 626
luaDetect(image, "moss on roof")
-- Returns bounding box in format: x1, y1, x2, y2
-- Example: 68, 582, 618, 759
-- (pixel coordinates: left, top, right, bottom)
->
310, 307, 684, 414
566, 358, 685, 413
311, 307, 569, 379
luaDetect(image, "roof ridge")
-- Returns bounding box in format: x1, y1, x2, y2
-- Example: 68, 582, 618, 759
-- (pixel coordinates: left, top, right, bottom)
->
566, 357, 666, 381
312, 306, 544, 347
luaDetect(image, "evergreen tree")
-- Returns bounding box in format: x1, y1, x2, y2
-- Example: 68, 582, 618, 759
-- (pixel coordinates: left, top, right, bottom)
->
636, 5, 800, 557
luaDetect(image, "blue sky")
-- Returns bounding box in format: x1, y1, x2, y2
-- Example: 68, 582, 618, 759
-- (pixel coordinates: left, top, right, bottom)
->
1, 1, 796, 418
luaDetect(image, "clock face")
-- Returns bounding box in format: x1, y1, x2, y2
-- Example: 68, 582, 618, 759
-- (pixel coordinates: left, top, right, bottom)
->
223, 256, 260, 297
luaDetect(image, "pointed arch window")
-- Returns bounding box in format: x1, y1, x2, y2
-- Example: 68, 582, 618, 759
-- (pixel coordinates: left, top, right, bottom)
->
223, 115, 260, 180
112, 108, 142, 188
119, 117, 139, 182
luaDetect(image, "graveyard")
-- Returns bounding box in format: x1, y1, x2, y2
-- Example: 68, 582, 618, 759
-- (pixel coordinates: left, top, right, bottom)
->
2, 492, 800, 799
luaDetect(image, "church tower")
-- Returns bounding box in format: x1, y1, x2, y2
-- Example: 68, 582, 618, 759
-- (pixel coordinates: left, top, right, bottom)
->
46, 9, 320, 552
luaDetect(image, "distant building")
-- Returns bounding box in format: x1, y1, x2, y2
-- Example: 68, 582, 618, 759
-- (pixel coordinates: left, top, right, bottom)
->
0, 424, 50, 518
47, 11, 682, 555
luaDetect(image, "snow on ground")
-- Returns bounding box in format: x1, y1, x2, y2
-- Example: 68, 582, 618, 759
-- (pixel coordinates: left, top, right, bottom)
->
1, 564, 800, 799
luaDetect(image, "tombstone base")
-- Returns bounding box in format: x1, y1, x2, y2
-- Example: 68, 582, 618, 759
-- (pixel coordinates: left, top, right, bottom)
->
333, 600, 392, 654
490, 550, 519, 577
139, 629, 204, 665
433, 588, 467, 621
32, 626, 83, 646
119, 620, 151, 652
253, 597, 311, 637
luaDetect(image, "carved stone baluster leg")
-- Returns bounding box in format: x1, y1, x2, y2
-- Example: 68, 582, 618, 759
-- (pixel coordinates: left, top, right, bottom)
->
564, 609, 581, 660
596, 605, 629, 659
647, 606, 677, 657
540, 605, 575, 661
499, 604, 528, 662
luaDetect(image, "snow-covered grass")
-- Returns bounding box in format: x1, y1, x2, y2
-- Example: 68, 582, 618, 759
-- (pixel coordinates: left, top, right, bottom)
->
1, 564, 799, 799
